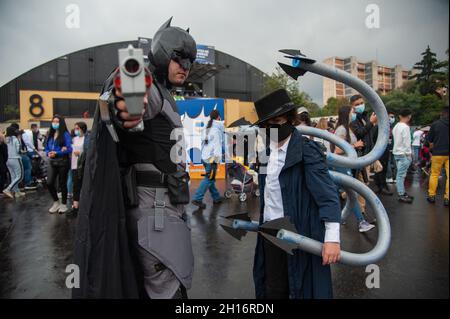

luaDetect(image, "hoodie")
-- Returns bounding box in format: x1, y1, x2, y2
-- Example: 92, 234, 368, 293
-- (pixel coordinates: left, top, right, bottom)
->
427, 117, 449, 156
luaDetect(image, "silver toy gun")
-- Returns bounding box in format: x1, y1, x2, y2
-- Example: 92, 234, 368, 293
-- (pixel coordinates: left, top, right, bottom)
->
114, 44, 153, 132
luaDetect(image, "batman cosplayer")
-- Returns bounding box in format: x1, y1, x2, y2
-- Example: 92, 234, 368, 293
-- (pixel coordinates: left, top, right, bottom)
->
72, 18, 196, 299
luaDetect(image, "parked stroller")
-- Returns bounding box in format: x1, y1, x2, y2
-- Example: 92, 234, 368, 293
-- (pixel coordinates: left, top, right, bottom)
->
31, 151, 47, 186
224, 161, 259, 202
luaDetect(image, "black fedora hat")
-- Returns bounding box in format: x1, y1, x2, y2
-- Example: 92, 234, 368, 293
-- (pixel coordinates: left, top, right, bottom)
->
252, 89, 296, 126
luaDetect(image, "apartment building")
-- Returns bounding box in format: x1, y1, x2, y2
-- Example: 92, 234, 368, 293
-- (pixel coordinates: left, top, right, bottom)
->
323, 56, 412, 104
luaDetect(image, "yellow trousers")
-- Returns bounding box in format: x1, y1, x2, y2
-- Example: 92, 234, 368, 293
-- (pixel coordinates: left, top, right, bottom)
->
428, 155, 449, 199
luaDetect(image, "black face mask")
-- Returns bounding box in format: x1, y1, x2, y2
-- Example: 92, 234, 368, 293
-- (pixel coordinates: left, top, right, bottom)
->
265, 122, 295, 143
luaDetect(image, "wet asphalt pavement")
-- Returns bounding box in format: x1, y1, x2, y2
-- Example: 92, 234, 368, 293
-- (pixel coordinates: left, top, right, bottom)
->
0, 172, 448, 299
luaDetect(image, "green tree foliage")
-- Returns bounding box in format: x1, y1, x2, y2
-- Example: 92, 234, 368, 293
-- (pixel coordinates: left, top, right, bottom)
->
409, 46, 448, 96
3, 105, 20, 120
378, 90, 445, 126
367, 46, 448, 126
316, 97, 349, 117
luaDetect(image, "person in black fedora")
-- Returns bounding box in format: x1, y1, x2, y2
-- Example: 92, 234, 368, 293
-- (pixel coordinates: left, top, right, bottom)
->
252, 89, 342, 299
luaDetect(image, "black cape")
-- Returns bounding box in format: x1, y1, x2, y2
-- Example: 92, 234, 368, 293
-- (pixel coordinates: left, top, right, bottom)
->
72, 103, 139, 298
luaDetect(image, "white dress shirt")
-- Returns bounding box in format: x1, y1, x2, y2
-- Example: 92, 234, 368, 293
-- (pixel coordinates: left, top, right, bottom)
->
263, 136, 340, 243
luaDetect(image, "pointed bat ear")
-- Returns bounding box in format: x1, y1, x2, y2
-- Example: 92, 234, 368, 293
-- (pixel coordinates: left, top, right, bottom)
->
158, 17, 173, 31
186, 27, 190, 33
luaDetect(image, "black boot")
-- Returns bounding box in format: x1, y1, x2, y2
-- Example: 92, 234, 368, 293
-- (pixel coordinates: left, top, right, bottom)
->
427, 195, 436, 204
380, 186, 393, 196
398, 194, 414, 204
191, 200, 206, 209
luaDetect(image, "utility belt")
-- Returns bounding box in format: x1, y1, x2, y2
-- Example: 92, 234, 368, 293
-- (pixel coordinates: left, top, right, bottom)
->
121, 163, 190, 208
136, 170, 168, 188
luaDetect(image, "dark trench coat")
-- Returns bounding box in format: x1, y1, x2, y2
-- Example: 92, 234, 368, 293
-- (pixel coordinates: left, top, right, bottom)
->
254, 129, 341, 299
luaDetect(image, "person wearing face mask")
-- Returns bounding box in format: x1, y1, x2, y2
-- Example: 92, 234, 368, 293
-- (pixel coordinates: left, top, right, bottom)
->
333, 106, 375, 232
349, 94, 377, 218
392, 109, 414, 203
67, 122, 88, 217
349, 94, 378, 156
252, 89, 342, 299
45, 115, 73, 213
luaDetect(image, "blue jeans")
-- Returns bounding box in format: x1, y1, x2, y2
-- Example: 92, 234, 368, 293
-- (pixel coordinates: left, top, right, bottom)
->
332, 166, 365, 222
193, 162, 220, 202
394, 154, 412, 195
21, 154, 32, 186
386, 152, 396, 180
412, 146, 420, 164
67, 169, 73, 194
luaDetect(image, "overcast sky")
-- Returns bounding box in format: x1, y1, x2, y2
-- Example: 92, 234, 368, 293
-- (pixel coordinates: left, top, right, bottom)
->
0, 0, 448, 104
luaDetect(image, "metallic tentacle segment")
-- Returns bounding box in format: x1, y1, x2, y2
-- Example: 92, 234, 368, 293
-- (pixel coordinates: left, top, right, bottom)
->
226, 170, 391, 266
277, 173, 390, 266
220, 50, 392, 267
279, 50, 389, 169
232, 219, 259, 232
295, 125, 357, 164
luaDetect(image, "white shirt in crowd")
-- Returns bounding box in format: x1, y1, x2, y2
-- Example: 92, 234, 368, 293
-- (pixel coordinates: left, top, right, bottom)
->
392, 122, 412, 156
71, 136, 85, 170
21, 130, 35, 153
412, 130, 424, 147
201, 120, 225, 163
263, 135, 340, 243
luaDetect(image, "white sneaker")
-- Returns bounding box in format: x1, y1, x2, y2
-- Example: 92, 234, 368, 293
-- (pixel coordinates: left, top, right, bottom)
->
359, 221, 376, 233
15, 191, 26, 198
386, 178, 394, 183
2, 190, 14, 199
49, 201, 60, 214
58, 204, 68, 214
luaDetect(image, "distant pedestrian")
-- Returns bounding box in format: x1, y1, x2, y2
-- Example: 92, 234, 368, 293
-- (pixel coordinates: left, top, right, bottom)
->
0, 131, 8, 194
426, 107, 449, 206
350, 94, 378, 213
67, 122, 89, 217
392, 109, 414, 203
191, 110, 225, 209
314, 118, 331, 153
3, 126, 24, 199
333, 106, 375, 232
45, 115, 72, 214
386, 111, 397, 184
412, 127, 424, 166
297, 107, 311, 127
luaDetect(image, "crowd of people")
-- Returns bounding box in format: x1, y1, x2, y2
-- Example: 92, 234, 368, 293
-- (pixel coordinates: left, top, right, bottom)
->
1, 99, 447, 217
304, 96, 449, 207
0, 117, 90, 216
